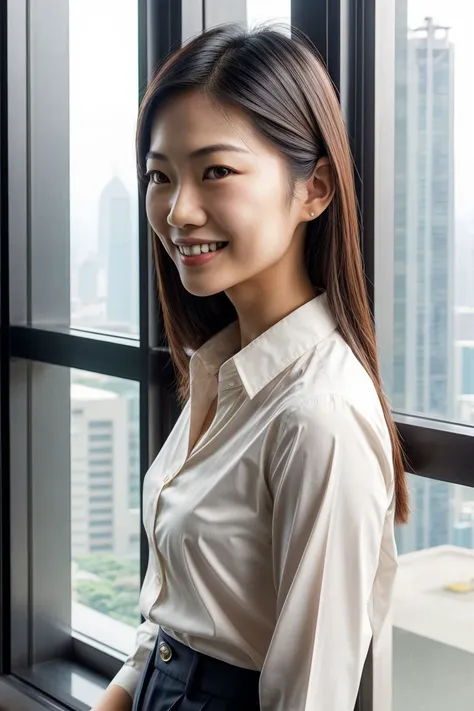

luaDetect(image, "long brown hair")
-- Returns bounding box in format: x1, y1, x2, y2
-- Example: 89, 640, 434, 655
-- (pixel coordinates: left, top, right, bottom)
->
136, 23, 409, 524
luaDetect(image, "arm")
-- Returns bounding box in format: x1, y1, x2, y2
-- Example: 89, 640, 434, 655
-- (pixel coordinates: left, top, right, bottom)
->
260, 395, 394, 711
91, 616, 159, 710
89, 684, 133, 711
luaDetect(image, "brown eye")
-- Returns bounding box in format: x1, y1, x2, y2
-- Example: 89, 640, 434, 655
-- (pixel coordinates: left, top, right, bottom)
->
204, 166, 234, 180
147, 170, 168, 185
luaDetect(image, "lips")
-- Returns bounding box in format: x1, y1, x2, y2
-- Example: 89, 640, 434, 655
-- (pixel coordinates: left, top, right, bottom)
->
177, 241, 227, 256
176, 243, 228, 267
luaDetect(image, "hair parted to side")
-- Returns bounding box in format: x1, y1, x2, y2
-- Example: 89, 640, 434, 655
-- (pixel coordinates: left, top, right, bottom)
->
136, 22, 409, 524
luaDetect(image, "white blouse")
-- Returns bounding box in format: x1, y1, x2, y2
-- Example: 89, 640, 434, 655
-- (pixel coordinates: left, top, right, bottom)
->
111, 291, 398, 711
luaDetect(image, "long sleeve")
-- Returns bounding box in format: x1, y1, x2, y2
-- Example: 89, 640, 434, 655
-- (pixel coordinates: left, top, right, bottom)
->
109, 617, 159, 699
260, 394, 394, 711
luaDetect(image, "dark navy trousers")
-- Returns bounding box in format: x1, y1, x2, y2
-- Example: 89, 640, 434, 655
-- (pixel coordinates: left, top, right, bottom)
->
132, 629, 261, 711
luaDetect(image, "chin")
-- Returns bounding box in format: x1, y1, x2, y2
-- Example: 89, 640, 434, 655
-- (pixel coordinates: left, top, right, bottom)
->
181, 280, 226, 298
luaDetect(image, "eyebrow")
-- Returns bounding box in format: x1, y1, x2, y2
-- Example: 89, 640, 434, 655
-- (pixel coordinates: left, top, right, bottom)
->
145, 143, 250, 162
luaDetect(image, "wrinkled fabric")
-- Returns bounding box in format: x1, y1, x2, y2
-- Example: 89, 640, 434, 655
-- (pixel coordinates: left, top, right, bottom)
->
111, 291, 398, 711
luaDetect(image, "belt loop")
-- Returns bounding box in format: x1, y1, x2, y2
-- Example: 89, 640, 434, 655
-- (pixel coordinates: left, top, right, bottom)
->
184, 650, 200, 699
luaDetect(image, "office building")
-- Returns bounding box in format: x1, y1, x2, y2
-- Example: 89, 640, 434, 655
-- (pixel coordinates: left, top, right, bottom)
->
98, 176, 136, 330
393, 14, 455, 418
394, 12, 456, 556
71, 383, 131, 558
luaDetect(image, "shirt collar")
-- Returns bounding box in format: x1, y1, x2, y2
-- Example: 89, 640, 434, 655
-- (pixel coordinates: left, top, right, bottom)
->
190, 291, 337, 400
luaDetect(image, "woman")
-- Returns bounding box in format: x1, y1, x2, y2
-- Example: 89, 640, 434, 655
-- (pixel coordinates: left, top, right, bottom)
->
93, 22, 408, 711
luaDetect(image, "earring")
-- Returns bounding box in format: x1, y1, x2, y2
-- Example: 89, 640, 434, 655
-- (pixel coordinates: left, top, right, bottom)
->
309, 212, 315, 219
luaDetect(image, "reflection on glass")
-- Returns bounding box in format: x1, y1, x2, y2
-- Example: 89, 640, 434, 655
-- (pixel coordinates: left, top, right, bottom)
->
391, 0, 474, 426
69, 0, 139, 337
71, 369, 140, 654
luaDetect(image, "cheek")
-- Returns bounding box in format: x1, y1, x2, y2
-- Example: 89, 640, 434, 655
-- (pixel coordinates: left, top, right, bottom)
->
146, 189, 167, 235
229, 198, 289, 258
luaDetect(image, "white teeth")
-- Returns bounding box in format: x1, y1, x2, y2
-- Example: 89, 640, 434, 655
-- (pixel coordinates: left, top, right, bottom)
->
178, 242, 226, 256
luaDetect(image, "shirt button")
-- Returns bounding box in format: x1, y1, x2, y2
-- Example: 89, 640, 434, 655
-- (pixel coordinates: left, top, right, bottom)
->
228, 381, 236, 387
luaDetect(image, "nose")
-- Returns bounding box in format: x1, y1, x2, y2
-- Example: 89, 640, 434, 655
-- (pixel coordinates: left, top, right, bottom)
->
167, 186, 206, 229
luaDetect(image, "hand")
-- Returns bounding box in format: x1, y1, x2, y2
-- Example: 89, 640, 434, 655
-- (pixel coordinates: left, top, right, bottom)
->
89, 684, 133, 711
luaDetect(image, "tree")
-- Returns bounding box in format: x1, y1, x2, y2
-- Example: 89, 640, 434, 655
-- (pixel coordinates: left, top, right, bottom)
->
74, 554, 140, 626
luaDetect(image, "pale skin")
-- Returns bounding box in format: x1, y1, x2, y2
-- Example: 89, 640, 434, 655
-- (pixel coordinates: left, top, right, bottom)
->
91, 88, 334, 711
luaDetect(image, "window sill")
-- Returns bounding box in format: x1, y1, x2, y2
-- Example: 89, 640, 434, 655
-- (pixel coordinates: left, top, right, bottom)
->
1, 659, 109, 711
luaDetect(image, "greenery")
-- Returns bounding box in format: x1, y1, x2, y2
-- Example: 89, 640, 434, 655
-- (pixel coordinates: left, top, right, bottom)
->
74, 554, 140, 627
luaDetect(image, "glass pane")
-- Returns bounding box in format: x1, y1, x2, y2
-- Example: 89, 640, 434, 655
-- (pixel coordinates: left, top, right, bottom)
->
388, 0, 474, 425
70, 0, 139, 336
204, 0, 291, 31
71, 370, 140, 654
394, 474, 474, 710
246, 0, 291, 27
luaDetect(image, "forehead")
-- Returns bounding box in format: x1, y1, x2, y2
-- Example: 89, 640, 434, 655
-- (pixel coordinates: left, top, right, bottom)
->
148, 90, 259, 156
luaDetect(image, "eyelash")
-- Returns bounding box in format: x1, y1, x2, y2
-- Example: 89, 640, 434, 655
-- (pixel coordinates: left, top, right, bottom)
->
145, 166, 236, 185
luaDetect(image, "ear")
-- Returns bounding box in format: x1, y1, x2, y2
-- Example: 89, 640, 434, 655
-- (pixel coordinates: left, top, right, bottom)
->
301, 156, 335, 222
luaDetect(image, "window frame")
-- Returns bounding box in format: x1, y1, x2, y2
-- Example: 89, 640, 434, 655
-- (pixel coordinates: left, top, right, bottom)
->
0, 0, 182, 709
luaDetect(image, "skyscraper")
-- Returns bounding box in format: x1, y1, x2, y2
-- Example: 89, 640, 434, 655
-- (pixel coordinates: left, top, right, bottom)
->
393, 0, 409, 412
71, 383, 131, 558
78, 254, 99, 304
98, 176, 135, 330
394, 15, 455, 418
394, 11, 455, 554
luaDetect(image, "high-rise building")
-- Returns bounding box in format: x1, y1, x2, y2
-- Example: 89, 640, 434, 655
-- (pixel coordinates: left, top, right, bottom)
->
78, 254, 99, 304
392, 0, 409, 411
394, 11, 455, 555
71, 383, 132, 558
98, 176, 136, 330
393, 14, 455, 418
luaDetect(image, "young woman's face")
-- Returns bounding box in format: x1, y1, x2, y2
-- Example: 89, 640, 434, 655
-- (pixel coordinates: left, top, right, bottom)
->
145, 90, 313, 298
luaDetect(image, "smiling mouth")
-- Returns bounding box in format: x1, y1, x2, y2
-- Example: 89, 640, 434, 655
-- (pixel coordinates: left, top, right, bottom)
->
177, 242, 228, 256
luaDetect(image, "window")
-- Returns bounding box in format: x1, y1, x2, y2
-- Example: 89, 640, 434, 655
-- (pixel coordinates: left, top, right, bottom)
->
381, 1, 473, 426
88, 421, 113, 430
373, 1, 474, 709
89, 433, 113, 442
69, 0, 139, 338
246, 0, 291, 27
4, 2, 471, 711
203, 0, 291, 31
90, 495, 113, 504
89, 446, 113, 454
0, 0, 165, 708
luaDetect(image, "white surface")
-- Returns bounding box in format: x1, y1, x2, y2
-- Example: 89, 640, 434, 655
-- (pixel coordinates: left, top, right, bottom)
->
394, 545, 474, 653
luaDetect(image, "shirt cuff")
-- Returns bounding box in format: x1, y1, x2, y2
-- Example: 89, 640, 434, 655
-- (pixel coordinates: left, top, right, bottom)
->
109, 662, 143, 699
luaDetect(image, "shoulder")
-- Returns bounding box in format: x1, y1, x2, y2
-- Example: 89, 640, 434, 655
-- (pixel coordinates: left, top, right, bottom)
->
279, 331, 390, 452
269, 393, 394, 497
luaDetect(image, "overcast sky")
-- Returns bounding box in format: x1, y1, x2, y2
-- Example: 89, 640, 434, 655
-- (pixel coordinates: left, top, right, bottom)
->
68, 0, 473, 264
